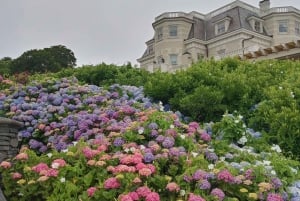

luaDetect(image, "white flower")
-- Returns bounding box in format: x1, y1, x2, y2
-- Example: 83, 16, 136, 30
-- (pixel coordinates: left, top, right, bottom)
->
180, 134, 186, 139
237, 136, 247, 145
271, 144, 282, 153
208, 164, 214, 170
140, 145, 145, 150
290, 167, 298, 174
130, 147, 136, 152
159, 101, 164, 111
220, 157, 225, 161
191, 152, 198, 157
279, 86, 283, 90
51, 162, 59, 169
180, 190, 186, 196
170, 124, 174, 129
271, 170, 276, 175
263, 160, 271, 166
60, 177, 66, 183
72, 141, 78, 146
47, 153, 53, 158
124, 148, 130, 153
234, 119, 240, 124
291, 92, 295, 98
61, 149, 68, 153
238, 115, 243, 119
138, 127, 144, 134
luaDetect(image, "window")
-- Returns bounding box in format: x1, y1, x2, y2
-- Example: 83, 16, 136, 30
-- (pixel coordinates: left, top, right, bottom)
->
254, 21, 261, 32
217, 22, 226, 34
157, 27, 163, 40
169, 25, 178, 37
295, 21, 300, 35
169, 54, 178, 65
278, 20, 288, 33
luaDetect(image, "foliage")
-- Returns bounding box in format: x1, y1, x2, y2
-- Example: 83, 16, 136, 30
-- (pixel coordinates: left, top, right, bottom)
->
10, 45, 76, 74
0, 57, 12, 75
1, 77, 300, 200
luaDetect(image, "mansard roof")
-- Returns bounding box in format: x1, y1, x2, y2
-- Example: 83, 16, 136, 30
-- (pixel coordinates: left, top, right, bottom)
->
187, 6, 268, 41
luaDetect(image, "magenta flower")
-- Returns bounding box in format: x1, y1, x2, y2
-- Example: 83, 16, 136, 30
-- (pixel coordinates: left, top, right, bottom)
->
136, 186, 152, 198
188, 193, 206, 201
87, 187, 97, 197
267, 193, 284, 201
217, 169, 234, 183
145, 192, 160, 201
104, 177, 120, 189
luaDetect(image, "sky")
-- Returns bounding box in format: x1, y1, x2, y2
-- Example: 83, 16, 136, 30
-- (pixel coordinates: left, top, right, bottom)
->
1, 0, 300, 67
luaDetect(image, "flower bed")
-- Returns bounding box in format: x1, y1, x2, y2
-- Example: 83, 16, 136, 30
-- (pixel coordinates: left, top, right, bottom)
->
0, 77, 300, 200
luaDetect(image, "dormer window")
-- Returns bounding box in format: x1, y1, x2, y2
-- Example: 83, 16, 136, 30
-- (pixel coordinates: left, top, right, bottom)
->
247, 16, 263, 33
217, 22, 226, 34
214, 17, 231, 35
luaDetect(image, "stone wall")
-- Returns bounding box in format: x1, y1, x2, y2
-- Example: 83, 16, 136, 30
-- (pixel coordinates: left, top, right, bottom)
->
0, 117, 23, 201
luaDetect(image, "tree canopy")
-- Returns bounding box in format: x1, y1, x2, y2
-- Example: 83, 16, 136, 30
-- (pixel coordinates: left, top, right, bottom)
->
10, 45, 76, 74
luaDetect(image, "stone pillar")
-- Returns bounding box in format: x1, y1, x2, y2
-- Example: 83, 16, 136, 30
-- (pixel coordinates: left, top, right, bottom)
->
0, 117, 23, 201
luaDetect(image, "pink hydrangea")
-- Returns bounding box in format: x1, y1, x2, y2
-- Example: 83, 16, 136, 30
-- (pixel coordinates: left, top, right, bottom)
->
45, 168, 59, 177
120, 195, 133, 201
15, 153, 29, 160
145, 192, 160, 201
136, 186, 152, 197
128, 192, 139, 200
104, 177, 120, 189
87, 187, 97, 197
166, 182, 180, 192
0, 161, 11, 169
147, 164, 156, 173
51, 159, 66, 169
217, 169, 234, 183
267, 193, 284, 201
12, 172, 22, 180
200, 132, 211, 142
82, 147, 100, 159
136, 163, 147, 170
32, 163, 49, 173
188, 193, 206, 201
139, 167, 152, 177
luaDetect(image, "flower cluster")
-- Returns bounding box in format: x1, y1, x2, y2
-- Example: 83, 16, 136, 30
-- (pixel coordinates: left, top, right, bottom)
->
0, 76, 299, 201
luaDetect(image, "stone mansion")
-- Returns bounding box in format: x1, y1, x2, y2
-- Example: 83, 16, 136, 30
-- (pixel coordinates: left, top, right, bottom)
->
137, 0, 300, 72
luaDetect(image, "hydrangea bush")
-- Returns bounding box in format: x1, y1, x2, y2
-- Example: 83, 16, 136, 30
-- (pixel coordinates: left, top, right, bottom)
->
0, 77, 300, 201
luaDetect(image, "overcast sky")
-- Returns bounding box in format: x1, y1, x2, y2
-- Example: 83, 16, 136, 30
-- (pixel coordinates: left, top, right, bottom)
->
1, 0, 300, 66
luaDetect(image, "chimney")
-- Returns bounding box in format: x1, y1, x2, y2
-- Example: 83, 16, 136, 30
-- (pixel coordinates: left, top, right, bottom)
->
259, 0, 270, 11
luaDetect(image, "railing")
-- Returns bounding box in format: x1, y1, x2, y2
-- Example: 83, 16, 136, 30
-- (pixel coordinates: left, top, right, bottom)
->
155, 12, 193, 21
261, 6, 300, 16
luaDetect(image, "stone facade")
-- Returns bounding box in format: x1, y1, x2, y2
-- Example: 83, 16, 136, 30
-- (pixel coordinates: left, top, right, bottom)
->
0, 117, 23, 201
137, 0, 300, 72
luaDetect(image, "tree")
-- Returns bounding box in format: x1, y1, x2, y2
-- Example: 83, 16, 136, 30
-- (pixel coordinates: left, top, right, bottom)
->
0, 57, 12, 75
10, 45, 76, 74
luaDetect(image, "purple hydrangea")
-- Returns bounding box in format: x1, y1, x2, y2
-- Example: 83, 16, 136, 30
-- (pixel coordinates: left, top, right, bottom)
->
211, 188, 225, 201
199, 180, 211, 190
162, 136, 175, 148
113, 137, 125, 147
144, 152, 155, 163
